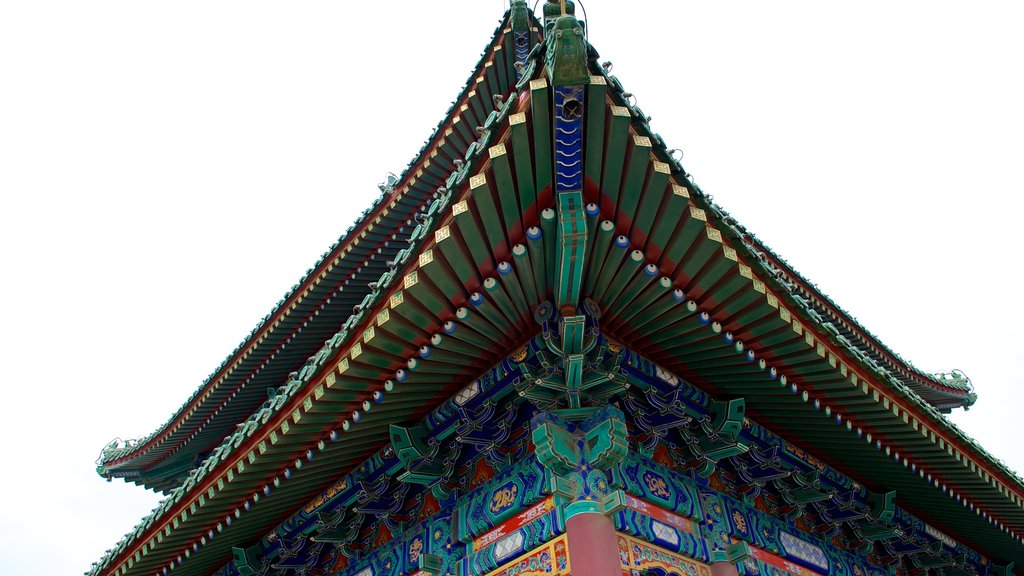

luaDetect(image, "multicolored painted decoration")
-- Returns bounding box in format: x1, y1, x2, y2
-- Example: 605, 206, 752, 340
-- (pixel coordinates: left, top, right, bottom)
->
455, 455, 548, 543
530, 406, 628, 517
89, 4, 1020, 576
617, 534, 713, 576
473, 497, 557, 553
484, 535, 571, 576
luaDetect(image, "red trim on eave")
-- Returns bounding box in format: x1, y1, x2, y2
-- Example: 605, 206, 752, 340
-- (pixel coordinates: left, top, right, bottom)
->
772, 282, 1024, 503
750, 240, 970, 400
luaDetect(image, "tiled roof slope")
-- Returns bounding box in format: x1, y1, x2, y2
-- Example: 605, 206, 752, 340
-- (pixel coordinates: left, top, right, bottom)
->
96, 11, 524, 492
742, 233, 975, 412
89, 10, 543, 574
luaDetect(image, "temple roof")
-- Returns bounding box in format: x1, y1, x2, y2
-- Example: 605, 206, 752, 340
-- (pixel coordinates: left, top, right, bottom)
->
90, 5, 1022, 576
97, 2, 977, 498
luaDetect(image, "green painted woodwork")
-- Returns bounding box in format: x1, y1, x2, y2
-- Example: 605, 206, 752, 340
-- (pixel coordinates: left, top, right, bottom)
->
615, 135, 653, 229
508, 113, 538, 225
530, 80, 553, 193
554, 192, 587, 308
590, 236, 631, 304
630, 160, 671, 245
604, 250, 646, 310
585, 77, 608, 184
527, 231, 549, 298
451, 201, 495, 275
710, 541, 752, 565
485, 61, 502, 108
582, 409, 629, 470
583, 219, 616, 296
599, 106, 632, 214
231, 545, 261, 576
433, 225, 482, 289
469, 174, 509, 258
532, 413, 580, 476
604, 275, 672, 332
512, 243, 540, 306
489, 144, 524, 242
540, 207, 557, 285
531, 406, 629, 519
390, 423, 444, 484
696, 398, 749, 462
992, 563, 1017, 576
483, 277, 525, 334
497, 263, 531, 321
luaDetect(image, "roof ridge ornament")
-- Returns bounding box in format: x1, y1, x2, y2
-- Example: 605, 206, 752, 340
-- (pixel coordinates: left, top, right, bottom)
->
544, 13, 588, 87
542, 0, 574, 29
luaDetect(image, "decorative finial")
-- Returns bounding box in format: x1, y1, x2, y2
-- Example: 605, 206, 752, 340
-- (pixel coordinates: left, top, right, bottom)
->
545, 15, 589, 87
543, 1, 574, 30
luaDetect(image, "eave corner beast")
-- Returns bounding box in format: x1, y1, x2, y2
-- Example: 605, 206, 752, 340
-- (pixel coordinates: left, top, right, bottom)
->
90, 3, 1021, 576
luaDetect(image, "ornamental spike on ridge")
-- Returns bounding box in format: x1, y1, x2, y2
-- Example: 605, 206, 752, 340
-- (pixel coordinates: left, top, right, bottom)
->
91, 4, 1021, 576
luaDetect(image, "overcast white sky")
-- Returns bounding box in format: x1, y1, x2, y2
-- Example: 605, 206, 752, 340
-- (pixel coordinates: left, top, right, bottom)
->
1, 1, 1022, 575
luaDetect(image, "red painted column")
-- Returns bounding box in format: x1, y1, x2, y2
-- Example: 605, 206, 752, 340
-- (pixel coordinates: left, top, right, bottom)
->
565, 511, 622, 576
711, 561, 740, 576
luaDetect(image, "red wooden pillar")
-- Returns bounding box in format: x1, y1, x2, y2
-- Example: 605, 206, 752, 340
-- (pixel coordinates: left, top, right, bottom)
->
565, 509, 621, 576
711, 561, 740, 576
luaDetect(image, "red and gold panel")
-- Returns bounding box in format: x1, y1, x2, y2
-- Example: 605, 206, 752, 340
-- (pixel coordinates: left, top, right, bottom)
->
484, 534, 571, 576
473, 497, 557, 553
617, 534, 712, 576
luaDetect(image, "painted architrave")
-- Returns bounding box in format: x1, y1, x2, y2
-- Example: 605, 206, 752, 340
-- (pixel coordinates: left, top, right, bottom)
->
617, 534, 714, 576
483, 534, 571, 576
473, 497, 557, 553
742, 544, 825, 576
